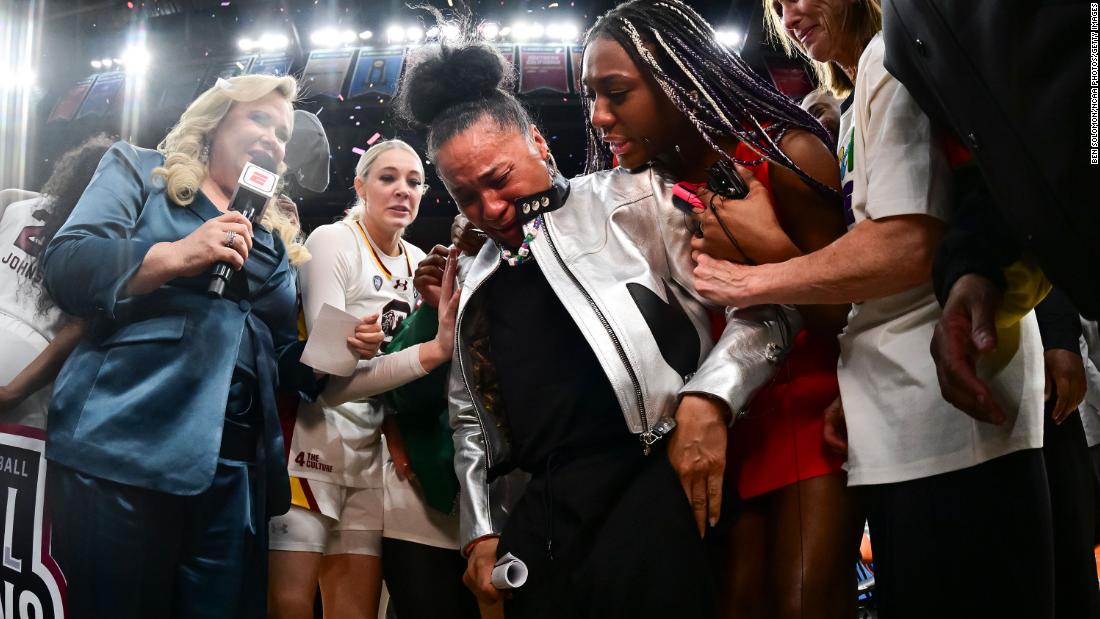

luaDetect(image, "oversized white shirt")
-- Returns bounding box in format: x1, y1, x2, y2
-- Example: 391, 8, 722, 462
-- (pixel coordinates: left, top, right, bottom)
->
836, 33, 1044, 486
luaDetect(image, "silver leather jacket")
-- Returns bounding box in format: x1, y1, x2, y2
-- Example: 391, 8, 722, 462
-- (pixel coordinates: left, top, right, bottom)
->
448, 166, 801, 552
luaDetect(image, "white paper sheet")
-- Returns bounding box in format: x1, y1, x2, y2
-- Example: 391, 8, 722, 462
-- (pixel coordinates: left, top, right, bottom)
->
299, 303, 362, 377
491, 552, 528, 590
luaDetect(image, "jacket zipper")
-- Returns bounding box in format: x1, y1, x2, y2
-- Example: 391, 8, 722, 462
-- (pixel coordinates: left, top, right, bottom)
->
540, 215, 656, 455
455, 257, 502, 475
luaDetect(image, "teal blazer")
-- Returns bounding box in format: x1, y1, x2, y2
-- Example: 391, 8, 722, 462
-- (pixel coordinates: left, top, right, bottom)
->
42, 141, 306, 511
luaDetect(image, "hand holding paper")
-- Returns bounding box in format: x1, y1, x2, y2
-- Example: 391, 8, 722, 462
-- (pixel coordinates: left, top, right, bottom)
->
299, 303, 365, 376
490, 552, 528, 590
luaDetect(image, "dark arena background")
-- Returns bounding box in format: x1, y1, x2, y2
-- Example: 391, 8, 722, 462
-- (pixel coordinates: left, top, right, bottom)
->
2, 0, 819, 247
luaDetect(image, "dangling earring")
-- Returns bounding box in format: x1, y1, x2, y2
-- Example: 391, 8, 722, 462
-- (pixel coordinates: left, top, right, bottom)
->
688, 89, 701, 105
200, 140, 210, 164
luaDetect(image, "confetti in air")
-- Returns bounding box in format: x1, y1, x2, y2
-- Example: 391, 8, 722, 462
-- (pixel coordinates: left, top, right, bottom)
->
367, 132, 382, 145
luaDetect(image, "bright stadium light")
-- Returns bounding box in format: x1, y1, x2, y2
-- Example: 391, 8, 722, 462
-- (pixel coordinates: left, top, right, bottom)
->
121, 45, 151, 74
511, 22, 534, 41
386, 25, 405, 43
311, 28, 336, 45
238, 37, 256, 52
441, 23, 460, 41
259, 33, 289, 51
406, 26, 423, 42
359, 30, 373, 41
546, 23, 578, 41
426, 26, 441, 39
101, 58, 114, 69
341, 29, 357, 44
715, 28, 742, 48
91, 59, 103, 69
481, 21, 500, 40
0, 67, 35, 91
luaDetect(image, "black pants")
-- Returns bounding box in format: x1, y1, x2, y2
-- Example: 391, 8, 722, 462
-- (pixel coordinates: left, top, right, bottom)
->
47, 459, 267, 619
1043, 409, 1100, 619
499, 444, 715, 619
382, 537, 480, 619
860, 448, 1054, 619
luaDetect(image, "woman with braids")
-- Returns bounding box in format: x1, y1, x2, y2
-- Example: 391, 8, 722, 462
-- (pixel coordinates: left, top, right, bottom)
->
691, 1, 1051, 617
580, 2, 857, 617
0, 135, 112, 428
40, 75, 323, 617
396, 28, 799, 619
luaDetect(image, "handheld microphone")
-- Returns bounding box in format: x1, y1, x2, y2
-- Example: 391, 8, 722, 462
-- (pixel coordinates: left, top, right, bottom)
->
208, 153, 279, 297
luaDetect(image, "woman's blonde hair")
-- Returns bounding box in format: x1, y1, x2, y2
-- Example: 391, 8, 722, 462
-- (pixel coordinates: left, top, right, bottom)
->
344, 139, 423, 224
153, 74, 309, 264
762, 0, 882, 99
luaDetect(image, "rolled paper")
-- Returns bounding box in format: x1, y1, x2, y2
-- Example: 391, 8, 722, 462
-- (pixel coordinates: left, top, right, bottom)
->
491, 552, 528, 590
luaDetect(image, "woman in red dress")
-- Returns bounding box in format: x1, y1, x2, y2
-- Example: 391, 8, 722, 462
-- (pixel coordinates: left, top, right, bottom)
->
581, 1, 861, 617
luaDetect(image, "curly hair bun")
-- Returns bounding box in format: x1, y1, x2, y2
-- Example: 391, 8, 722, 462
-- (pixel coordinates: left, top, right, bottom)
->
399, 42, 513, 127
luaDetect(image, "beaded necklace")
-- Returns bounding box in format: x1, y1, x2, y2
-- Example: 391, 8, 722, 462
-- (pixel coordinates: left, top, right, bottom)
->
499, 215, 543, 267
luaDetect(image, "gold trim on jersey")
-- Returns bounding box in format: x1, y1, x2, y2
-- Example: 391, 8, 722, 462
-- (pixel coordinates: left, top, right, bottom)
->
354, 220, 412, 281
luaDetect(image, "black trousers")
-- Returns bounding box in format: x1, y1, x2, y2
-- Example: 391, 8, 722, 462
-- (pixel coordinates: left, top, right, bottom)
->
860, 448, 1054, 619
499, 444, 716, 619
382, 537, 480, 619
1042, 409, 1100, 619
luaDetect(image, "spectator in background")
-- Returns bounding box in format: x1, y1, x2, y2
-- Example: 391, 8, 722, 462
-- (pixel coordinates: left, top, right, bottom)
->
0, 134, 113, 428
800, 87, 842, 146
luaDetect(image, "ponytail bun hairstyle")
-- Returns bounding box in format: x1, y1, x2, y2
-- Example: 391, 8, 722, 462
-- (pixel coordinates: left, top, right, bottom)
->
394, 38, 536, 157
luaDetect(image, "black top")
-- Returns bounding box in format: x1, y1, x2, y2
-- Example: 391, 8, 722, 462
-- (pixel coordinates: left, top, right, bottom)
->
1035, 287, 1083, 354
485, 260, 629, 472
883, 0, 1099, 319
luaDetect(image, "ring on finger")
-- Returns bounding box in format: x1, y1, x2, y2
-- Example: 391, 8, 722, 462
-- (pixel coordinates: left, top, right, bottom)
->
223, 230, 237, 247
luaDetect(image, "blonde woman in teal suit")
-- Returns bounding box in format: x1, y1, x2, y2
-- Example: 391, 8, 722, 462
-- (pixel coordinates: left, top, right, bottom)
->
40, 75, 334, 618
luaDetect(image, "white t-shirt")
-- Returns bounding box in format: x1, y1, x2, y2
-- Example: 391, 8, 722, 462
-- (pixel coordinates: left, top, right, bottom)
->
836, 33, 1044, 486
286, 219, 427, 488
1079, 320, 1100, 448
0, 194, 66, 429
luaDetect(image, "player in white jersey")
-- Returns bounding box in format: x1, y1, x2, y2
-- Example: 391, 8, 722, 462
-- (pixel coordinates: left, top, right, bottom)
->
268, 140, 461, 619
0, 136, 113, 429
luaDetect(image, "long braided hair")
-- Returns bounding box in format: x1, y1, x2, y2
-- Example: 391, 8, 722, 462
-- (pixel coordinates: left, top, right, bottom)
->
583, 0, 837, 198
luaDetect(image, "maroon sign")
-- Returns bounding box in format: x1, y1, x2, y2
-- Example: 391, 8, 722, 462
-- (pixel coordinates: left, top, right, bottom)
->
519, 45, 569, 95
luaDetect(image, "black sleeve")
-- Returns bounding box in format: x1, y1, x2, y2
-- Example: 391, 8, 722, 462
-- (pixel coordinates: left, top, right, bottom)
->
1035, 287, 1082, 353
932, 164, 1020, 306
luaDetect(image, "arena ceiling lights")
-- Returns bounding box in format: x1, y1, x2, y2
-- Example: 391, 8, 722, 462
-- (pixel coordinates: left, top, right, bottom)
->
238, 33, 291, 53
307, 19, 581, 50
714, 28, 744, 49
88, 44, 151, 73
